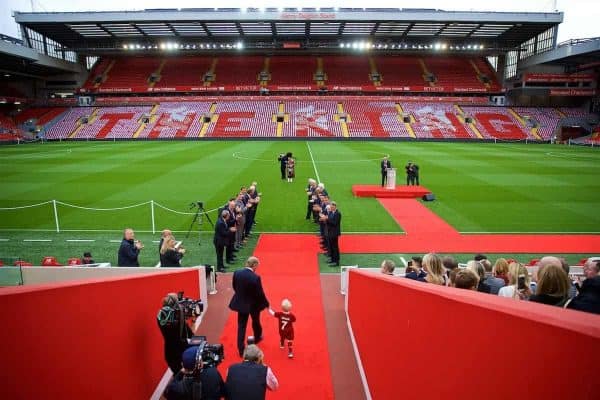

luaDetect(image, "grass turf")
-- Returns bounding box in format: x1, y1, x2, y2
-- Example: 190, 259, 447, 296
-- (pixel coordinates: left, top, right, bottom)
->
1, 141, 599, 270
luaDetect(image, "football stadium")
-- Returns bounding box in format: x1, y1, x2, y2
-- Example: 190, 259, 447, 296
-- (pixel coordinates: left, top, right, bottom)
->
0, 2, 599, 399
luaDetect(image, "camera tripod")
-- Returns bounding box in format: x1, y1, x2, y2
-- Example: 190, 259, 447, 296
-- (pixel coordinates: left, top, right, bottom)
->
186, 202, 214, 245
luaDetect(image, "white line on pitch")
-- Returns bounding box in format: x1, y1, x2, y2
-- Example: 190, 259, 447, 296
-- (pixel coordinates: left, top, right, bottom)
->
152, 240, 160, 243
0, 238, 9, 241
306, 142, 321, 183
23, 239, 52, 242
109, 240, 121, 243
66, 239, 95, 242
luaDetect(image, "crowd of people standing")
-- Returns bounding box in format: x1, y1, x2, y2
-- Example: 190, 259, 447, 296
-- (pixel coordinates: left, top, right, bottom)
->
305, 179, 342, 267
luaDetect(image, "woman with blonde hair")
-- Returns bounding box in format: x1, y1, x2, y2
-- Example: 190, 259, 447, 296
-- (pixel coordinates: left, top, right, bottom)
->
498, 262, 531, 300
493, 258, 510, 285
422, 253, 446, 285
467, 260, 491, 293
530, 264, 571, 306
160, 235, 185, 267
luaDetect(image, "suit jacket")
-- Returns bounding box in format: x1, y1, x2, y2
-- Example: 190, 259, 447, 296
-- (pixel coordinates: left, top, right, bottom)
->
229, 268, 269, 314
213, 218, 229, 246
326, 210, 342, 237
381, 160, 391, 173
118, 238, 140, 267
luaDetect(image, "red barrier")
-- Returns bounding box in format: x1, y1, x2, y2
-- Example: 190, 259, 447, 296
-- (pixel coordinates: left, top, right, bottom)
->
0, 270, 201, 399
347, 269, 600, 400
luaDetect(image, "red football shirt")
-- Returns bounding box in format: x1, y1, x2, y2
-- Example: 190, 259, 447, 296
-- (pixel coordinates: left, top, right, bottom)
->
274, 311, 296, 339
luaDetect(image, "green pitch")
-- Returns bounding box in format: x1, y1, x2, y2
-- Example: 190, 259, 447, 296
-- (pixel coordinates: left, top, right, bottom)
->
0, 141, 599, 269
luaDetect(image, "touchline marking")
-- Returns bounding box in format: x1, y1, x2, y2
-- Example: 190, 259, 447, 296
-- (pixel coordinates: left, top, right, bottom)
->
0, 238, 9, 241
23, 239, 52, 242
66, 239, 95, 242
109, 240, 122, 243
306, 142, 321, 183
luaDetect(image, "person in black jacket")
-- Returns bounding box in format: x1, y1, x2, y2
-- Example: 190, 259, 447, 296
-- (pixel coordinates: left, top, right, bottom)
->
164, 345, 226, 400
157, 293, 193, 374
213, 210, 231, 272
277, 152, 291, 180
118, 228, 143, 267
225, 345, 278, 400
229, 257, 270, 357
160, 235, 186, 267
326, 202, 342, 267
380, 156, 392, 187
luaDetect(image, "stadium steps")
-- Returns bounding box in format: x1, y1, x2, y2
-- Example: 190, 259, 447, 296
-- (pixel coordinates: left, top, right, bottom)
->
368, 57, 381, 86
333, 103, 350, 138
205, 58, 218, 87
68, 108, 98, 139
455, 105, 483, 139
199, 102, 218, 137
271, 102, 288, 137
509, 108, 542, 140
132, 104, 158, 138
418, 58, 435, 86
469, 59, 491, 89
259, 57, 271, 87
94, 60, 115, 89
395, 103, 416, 138
148, 60, 167, 88
315, 57, 327, 87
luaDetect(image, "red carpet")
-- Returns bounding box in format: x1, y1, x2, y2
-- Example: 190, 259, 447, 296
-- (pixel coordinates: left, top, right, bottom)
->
352, 184, 431, 198
341, 198, 600, 253
218, 234, 334, 399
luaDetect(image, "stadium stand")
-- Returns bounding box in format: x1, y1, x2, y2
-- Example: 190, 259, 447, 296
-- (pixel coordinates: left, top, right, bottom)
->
512, 107, 563, 140
423, 57, 487, 91
402, 102, 477, 139
97, 57, 160, 92
284, 100, 344, 137
213, 56, 264, 90
75, 106, 151, 139
136, 102, 212, 138
153, 57, 213, 90
373, 56, 427, 89
205, 100, 278, 137
269, 56, 317, 89
460, 106, 533, 140
344, 100, 411, 138
321, 56, 371, 88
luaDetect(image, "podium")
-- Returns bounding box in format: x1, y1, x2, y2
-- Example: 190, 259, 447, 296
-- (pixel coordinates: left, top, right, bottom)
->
386, 168, 396, 190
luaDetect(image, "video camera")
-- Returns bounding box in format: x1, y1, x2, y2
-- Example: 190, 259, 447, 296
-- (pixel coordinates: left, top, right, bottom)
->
177, 291, 204, 319
188, 335, 225, 368
189, 201, 204, 209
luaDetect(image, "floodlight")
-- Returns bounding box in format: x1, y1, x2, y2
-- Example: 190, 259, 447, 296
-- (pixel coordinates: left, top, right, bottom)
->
123, 44, 128, 49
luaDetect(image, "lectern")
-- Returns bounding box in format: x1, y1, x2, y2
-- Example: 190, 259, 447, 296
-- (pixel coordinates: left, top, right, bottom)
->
386, 168, 396, 190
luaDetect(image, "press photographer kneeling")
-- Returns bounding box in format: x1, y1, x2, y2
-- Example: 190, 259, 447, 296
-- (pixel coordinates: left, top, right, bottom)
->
157, 292, 203, 374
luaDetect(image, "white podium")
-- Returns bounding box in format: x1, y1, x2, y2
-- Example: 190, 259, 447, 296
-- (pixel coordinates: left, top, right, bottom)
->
386, 168, 396, 190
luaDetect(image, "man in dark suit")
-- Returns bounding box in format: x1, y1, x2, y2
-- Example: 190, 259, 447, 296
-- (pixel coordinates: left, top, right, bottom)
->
405, 161, 415, 185
277, 152, 290, 180
229, 256, 270, 357
326, 202, 342, 267
226, 199, 238, 265
118, 228, 143, 267
380, 156, 392, 187
213, 210, 230, 272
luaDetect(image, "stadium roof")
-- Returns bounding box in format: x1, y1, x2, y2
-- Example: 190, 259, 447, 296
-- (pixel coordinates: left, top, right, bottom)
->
14, 8, 562, 53
518, 37, 600, 70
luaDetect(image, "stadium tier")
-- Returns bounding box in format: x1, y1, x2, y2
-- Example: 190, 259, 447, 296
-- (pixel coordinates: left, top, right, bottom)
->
30, 101, 590, 140
79, 55, 502, 94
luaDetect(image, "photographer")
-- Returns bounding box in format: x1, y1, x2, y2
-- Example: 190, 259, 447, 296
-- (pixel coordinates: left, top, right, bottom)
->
157, 293, 194, 374
225, 344, 278, 400
164, 345, 225, 400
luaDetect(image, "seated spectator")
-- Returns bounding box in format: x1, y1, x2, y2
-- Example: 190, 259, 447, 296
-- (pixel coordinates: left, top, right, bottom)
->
558, 257, 577, 299
380, 260, 395, 276
567, 274, 600, 314
467, 260, 491, 293
530, 264, 571, 307
474, 254, 487, 262
81, 252, 94, 265
405, 256, 427, 282
454, 269, 479, 291
493, 258, 510, 285
448, 268, 460, 288
442, 256, 458, 281
482, 259, 505, 295
422, 253, 446, 285
498, 262, 532, 300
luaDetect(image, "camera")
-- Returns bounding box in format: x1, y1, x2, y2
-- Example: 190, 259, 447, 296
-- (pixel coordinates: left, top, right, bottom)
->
517, 276, 526, 291
177, 291, 204, 319
189, 201, 204, 209
188, 335, 225, 368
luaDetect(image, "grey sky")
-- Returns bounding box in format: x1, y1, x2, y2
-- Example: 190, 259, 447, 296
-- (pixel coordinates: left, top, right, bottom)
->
2, 0, 598, 43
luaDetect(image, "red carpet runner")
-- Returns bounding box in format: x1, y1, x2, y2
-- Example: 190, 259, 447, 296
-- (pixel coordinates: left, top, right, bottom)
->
218, 234, 335, 399
341, 198, 600, 253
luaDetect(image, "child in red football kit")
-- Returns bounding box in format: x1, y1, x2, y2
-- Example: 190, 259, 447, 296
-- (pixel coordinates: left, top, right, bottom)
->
269, 299, 296, 358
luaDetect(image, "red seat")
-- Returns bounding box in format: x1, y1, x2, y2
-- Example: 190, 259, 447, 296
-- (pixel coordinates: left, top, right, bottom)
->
578, 258, 588, 266
67, 258, 83, 266
528, 258, 540, 266
0, 260, 4, 267
14, 260, 33, 267
41, 256, 62, 267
